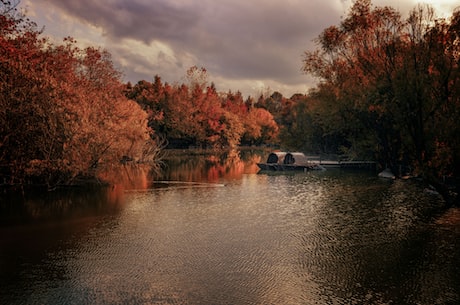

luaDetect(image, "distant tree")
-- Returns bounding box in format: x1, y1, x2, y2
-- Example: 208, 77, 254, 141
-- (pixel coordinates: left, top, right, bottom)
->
127, 68, 280, 149
125, 77, 167, 135
186, 65, 208, 91
244, 108, 279, 145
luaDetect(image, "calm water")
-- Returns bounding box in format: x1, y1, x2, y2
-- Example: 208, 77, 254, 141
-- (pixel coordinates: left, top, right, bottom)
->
1, 151, 460, 305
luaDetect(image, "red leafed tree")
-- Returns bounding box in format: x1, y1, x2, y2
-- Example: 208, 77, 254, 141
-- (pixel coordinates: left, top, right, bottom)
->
0, 2, 156, 188
126, 66, 281, 149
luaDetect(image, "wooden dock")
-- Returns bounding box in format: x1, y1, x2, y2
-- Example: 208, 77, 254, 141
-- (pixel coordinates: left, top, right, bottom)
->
309, 160, 377, 170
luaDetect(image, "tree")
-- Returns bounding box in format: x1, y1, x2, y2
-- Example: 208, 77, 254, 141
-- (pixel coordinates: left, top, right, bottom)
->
127, 67, 281, 149
0, 3, 156, 188
302, 0, 460, 203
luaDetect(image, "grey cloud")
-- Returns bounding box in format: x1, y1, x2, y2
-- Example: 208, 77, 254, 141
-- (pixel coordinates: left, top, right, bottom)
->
38, 0, 455, 96
39, 0, 342, 86
45, 0, 200, 42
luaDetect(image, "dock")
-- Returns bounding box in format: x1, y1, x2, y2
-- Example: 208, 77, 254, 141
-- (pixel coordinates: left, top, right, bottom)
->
309, 160, 376, 170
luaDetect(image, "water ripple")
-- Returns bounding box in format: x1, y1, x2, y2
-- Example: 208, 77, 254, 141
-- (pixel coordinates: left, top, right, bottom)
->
1, 171, 458, 305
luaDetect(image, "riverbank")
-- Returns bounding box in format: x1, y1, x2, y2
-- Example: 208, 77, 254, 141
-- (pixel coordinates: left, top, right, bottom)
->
2, 147, 459, 210
162, 146, 273, 158
426, 175, 460, 208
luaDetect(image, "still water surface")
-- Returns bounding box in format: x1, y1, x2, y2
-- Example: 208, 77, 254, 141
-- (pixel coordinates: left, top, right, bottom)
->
1, 151, 460, 304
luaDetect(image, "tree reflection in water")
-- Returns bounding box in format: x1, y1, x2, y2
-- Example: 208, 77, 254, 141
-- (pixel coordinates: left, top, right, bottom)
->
152, 149, 263, 184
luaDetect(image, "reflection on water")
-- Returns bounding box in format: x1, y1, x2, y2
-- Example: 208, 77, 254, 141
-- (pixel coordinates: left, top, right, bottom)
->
1, 151, 460, 305
97, 149, 263, 190
157, 149, 263, 183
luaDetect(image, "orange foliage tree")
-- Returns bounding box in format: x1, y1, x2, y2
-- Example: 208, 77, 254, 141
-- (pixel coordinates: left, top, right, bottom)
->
126, 68, 279, 149
0, 2, 156, 188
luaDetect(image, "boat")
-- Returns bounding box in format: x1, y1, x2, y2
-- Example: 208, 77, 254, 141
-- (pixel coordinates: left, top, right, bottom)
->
257, 152, 322, 171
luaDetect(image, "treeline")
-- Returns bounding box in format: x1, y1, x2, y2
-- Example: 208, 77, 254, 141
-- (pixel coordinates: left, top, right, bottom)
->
125, 67, 279, 149
0, 1, 158, 188
289, 0, 460, 204
2, 0, 460, 199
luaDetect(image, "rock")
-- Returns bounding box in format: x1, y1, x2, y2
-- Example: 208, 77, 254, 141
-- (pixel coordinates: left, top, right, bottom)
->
378, 168, 395, 179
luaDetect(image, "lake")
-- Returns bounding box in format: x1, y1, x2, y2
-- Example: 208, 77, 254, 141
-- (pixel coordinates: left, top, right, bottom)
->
1, 150, 460, 304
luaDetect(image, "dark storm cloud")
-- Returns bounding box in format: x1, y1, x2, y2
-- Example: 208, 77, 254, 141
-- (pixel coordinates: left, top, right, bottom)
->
46, 0, 200, 42
21, 0, 460, 96
36, 0, 344, 85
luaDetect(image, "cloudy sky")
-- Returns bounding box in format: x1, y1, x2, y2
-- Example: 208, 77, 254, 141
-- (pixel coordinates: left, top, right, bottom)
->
20, 0, 459, 98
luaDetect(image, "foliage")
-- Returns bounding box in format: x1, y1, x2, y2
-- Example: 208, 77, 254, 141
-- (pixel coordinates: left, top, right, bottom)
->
301, 0, 460, 180
126, 71, 279, 149
0, 1, 156, 188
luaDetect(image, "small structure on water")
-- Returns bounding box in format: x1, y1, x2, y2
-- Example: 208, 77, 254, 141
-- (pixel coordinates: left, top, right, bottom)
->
257, 152, 321, 171
257, 152, 377, 172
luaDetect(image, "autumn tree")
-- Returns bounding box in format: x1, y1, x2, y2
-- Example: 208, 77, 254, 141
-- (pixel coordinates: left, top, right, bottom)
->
304, 0, 458, 172
125, 76, 168, 136
0, 2, 156, 188
246, 107, 279, 145
127, 68, 280, 149
302, 0, 460, 203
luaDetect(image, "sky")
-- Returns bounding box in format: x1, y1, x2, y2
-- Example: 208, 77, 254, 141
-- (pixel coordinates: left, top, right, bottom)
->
19, 0, 459, 98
